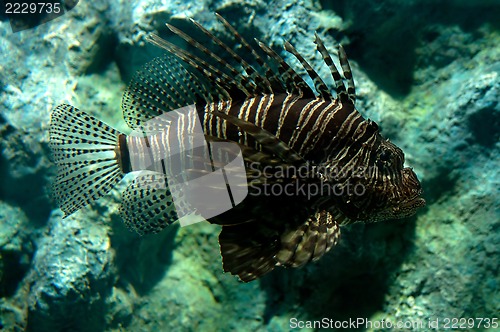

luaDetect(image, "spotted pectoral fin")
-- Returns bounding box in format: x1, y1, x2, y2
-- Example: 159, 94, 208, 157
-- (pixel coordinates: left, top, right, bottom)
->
219, 220, 281, 282
120, 173, 182, 236
121, 54, 211, 130
275, 209, 342, 268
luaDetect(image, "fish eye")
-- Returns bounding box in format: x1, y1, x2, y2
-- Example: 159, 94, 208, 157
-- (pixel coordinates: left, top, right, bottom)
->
379, 150, 391, 162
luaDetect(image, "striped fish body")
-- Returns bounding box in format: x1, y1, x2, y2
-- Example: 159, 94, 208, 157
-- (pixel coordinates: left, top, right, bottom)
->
201, 94, 355, 162
198, 94, 419, 223
49, 14, 425, 282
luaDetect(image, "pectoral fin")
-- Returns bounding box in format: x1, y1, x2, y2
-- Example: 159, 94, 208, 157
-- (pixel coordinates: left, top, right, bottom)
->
219, 220, 281, 282
218, 208, 346, 282
275, 210, 341, 268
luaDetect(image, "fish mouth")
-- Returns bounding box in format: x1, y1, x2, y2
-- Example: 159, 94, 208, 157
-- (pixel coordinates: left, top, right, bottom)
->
403, 196, 426, 209
390, 180, 425, 217
400, 167, 425, 210
393, 191, 426, 217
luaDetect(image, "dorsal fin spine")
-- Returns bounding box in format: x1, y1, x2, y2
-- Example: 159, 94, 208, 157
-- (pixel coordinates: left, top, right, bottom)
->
214, 13, 282, 92
188, 18, 272, 95
283, 40, 332, 100
256, 40, 314, 97
338, 45, 356, 104
166, 23, 255, 97
313, 33, 348, 100
147, 33, 233, 101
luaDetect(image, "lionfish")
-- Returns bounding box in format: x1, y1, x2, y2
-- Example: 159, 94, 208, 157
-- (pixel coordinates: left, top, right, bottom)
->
49, 14, 425, 282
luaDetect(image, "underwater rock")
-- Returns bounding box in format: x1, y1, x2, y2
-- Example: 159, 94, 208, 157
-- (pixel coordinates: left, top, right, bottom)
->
123, 222, 269, 331
0, 299, 26, 332
0, 0, 114, 130
26, 211, 115, 331
408, 36, 499, 191
319, 0, 499, 95
368, 19, 500, 327
0, 201, 32, 286
0, 0, 124, 223
420, 67, 498, 180
382, 153, 500, 324
0, 201, 32, 330
105, 286, 135, 329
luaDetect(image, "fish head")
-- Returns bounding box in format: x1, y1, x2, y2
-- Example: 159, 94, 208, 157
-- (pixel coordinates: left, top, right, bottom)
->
372, 139, 425, 221
363, 137, 425, 221
331, 136, 425, 222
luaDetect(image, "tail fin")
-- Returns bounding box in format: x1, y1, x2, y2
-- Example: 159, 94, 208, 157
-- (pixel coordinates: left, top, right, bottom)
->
49, 104, 125, 217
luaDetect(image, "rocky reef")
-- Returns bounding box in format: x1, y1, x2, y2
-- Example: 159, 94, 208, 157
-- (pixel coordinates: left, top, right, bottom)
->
0, 0, 498, 331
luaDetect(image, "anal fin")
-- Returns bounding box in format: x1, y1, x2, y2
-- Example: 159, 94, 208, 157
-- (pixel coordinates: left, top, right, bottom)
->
120, 173, 180, 235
